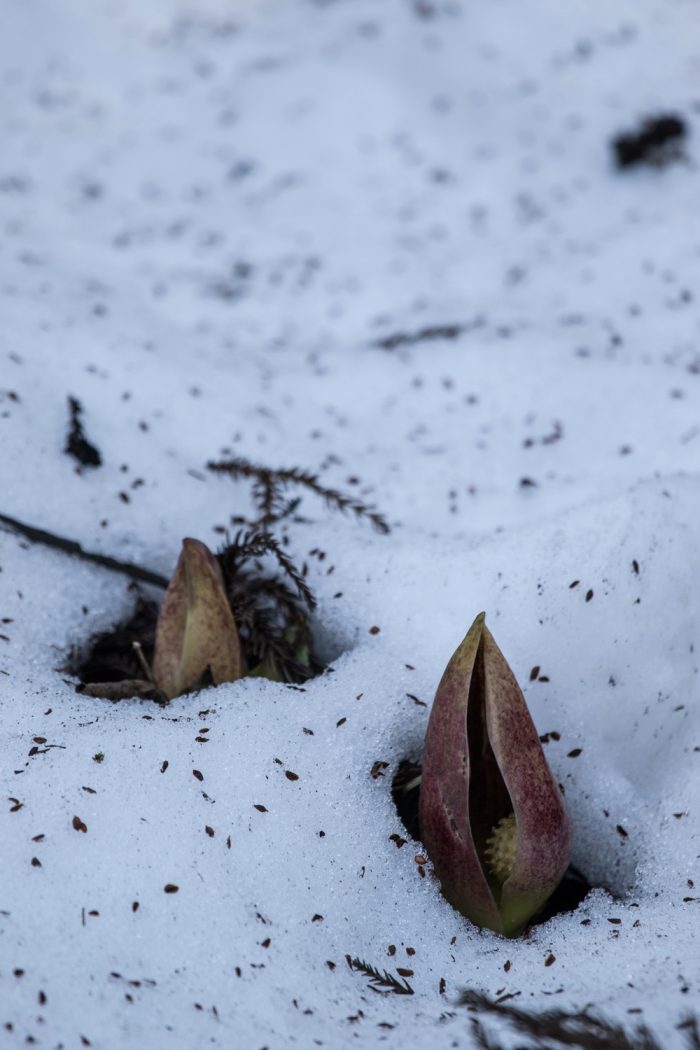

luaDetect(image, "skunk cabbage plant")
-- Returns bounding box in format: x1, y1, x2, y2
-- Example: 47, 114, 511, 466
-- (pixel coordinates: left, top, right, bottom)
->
419, 613, 570, 937
153, 538, 244, 699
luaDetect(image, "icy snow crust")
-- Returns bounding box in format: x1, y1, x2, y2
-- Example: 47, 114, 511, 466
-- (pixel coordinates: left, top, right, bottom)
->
2, 0, 700, 1046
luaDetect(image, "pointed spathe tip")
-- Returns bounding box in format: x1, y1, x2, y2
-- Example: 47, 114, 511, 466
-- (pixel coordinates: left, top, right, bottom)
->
152, 537, 244, 699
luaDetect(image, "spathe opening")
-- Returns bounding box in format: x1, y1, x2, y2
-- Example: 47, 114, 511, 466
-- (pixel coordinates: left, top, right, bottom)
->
391, 758, 595, 929
466, 642, 514, 900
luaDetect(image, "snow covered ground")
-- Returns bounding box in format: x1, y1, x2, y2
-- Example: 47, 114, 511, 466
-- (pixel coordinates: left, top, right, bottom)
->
2, 0, 700, 1046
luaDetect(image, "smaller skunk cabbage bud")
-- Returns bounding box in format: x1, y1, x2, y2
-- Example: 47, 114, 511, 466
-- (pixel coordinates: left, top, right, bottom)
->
153, 538, 244, 699
419, 613, 570, 937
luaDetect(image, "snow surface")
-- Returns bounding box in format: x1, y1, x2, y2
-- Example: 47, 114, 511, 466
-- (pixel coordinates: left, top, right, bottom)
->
2, 0, 700, 1046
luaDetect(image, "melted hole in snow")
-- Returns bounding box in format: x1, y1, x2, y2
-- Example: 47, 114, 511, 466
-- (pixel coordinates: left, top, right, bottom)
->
391, 758, 601, 929
308, 613, 353, 669
67, 592, 334, 702
68, 597, 159, 691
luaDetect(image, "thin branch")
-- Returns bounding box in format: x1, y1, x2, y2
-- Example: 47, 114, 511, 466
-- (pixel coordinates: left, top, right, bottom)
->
375, 323, 465, 351
0, 512, 168, 589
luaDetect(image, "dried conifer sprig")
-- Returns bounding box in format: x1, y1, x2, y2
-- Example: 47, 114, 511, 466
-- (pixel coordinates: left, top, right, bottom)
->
216, 529, 322, 683
461, 991, 699, 1050
345, 956, 414, 996
217, 528, 315, 610
207, 457, 390, 534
